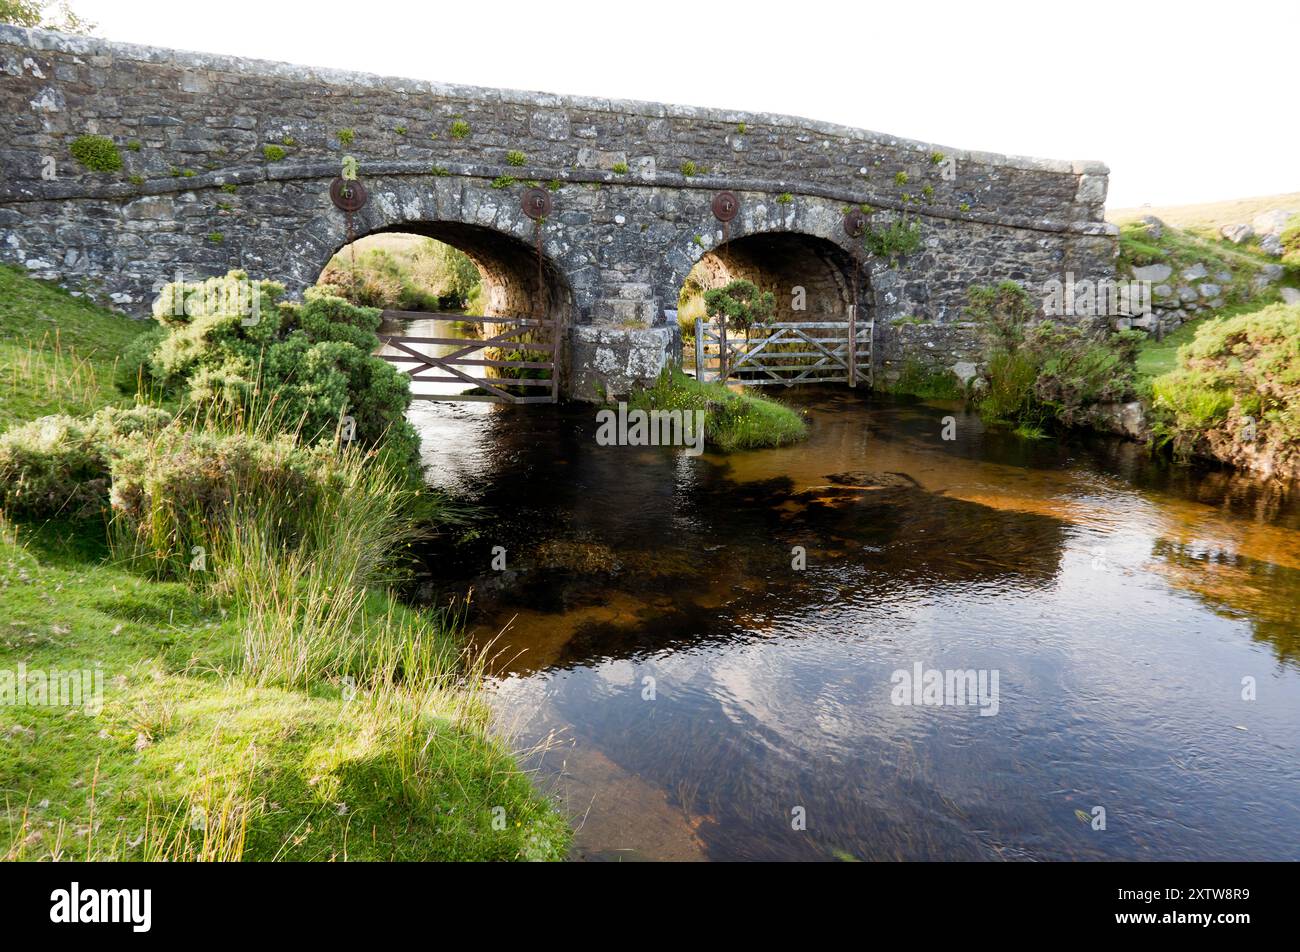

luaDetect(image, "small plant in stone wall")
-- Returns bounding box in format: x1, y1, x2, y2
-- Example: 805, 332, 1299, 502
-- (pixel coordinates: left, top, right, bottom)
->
69, 134, 122, 172
863, 216, 923, 265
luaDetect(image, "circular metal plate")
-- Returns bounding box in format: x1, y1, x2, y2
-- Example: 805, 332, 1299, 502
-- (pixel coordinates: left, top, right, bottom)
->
843, 208, 869, 238
521, 187, 553, 220
329, 177, 368, 212
711, 190, 739, 222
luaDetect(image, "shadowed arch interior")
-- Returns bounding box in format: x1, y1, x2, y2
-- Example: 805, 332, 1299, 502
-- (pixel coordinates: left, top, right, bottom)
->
327, 221, 575, 325
680, 232, 865, 326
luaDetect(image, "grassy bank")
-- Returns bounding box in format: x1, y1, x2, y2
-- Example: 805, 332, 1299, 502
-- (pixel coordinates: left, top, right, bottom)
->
629, 367, 808, 451
0, 268, 569, 861
1147, 301, 1300, 480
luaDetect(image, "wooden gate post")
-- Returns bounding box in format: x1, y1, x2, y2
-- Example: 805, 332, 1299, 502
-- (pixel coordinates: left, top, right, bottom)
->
719, 320, 728, 382
695, 318, 706, 381
848, 303, 857, 388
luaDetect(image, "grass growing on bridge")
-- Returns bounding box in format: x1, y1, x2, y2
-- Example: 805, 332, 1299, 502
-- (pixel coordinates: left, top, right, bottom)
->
629, 367, 808, 451
0, 268, 569, 861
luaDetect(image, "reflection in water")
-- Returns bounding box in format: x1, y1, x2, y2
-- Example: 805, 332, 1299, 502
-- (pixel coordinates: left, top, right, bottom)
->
409, 388, 1300, 861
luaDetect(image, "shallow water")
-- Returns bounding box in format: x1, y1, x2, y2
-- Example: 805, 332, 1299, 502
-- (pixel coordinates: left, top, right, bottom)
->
409, 388, 1300, 861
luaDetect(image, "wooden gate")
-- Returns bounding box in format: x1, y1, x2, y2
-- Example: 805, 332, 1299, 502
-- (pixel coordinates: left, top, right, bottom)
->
693, 314, 873, 388
376, 310, 558, 404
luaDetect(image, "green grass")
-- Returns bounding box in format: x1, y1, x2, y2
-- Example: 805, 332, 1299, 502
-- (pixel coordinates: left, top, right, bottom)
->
1135, 295, 1292, 383
628, 367, 808, 451
0, 268, 570, 861
0, 523, 566, 860
0, 266, 149, 429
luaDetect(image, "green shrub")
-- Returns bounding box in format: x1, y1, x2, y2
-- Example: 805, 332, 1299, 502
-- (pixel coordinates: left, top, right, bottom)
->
319, 239, 480, 312
108, 426, 333, 579
703, 279, 775, 335
69, 135, 122, 172
140, 271, 418, 465
0, 406, 173, 518
967, 281, 1139, 430
114, 323, 169, 394
628, 367, 807, 452
449, 120, 470, 139
505, 150, 526, 167
862, 216, 922, 264
262, 144, 286, 162
679, 160, 698, 177
1149, 302, 1300, 466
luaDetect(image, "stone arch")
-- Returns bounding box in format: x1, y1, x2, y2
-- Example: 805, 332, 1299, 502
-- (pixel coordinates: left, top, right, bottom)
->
286, 176, 579, 329
656, 194, 879, 330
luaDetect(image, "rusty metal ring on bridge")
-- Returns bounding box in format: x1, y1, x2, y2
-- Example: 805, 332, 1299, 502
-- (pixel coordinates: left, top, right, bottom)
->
711, 190, 739, 223
521, 187, 553, 220
843, 208, 869, 238
330, 177, 368, 212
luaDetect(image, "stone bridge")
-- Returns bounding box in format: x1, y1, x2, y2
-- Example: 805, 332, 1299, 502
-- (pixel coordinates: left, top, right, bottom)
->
0, 25, 1117, 400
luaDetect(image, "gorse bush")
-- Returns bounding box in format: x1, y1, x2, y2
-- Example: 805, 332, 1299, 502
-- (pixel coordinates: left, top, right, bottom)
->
0, 405, 172, 518
1149, 302, 1300, 474
967, 281, 1140, 430
139, 271, 418, 465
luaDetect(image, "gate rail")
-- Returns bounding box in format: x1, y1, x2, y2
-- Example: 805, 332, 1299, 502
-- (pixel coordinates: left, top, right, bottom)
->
377, 310, 558, 404
693, 315, 873, 388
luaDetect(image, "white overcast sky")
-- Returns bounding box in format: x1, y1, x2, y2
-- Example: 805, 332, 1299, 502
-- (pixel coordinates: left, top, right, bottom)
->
71, 0, 1296, 210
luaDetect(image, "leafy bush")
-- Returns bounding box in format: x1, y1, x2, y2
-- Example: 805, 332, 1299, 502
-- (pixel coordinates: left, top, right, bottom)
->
69, 134, 122, 172
0, 406, 173, 518
140, 271, 418, 465
1281, 222, 1300, 265
628, 367, 807, 452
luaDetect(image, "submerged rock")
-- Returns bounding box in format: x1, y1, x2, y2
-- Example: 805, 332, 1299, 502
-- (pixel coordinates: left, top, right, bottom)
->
823, 471, 922, 490
532, 539, 622, 574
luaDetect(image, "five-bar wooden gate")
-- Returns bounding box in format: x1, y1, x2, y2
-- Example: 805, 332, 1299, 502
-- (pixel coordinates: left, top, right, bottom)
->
693, 315, 873, 388
376, 311, 558, 404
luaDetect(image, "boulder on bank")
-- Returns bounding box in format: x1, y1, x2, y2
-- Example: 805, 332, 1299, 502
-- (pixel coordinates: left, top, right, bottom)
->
1252, 209, 1294, 237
